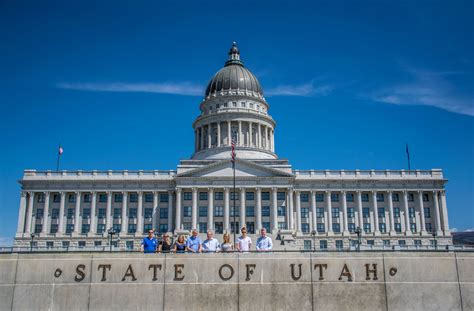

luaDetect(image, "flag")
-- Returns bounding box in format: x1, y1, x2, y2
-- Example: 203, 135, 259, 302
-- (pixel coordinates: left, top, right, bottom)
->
58, 145, 64, 155
231, 137, 236, 163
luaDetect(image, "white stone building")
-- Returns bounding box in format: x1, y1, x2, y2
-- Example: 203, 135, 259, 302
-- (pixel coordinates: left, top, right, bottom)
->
14, 43, 452, 250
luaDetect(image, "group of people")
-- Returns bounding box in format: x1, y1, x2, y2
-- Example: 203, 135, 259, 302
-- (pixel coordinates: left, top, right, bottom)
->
140, 227, 273, 253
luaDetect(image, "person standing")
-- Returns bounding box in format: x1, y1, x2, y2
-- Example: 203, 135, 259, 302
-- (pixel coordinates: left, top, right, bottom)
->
141, 230, 158, 254
256, 228, 273, 251
158, 233, 172, 253
236, 227, 252, 252
173, 235, 186, 253
185, 229, 202, 253
202, 230, 220, 252
220, 232, 234, 252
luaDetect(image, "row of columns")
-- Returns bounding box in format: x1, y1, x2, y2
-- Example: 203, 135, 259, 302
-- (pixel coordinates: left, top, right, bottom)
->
195, 120, 275, 152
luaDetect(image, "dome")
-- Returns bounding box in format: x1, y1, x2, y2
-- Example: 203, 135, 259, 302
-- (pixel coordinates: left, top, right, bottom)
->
204, 42, 264, 99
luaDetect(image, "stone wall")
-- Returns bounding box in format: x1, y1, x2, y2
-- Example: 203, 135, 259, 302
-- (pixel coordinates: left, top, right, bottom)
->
0, 251, 472, 311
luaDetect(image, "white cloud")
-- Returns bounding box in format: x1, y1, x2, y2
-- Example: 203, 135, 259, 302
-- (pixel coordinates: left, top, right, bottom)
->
451, 227, 458, 232
368, 68, 474, 116
57, 82, 204, 96
0, 236, 13, 247
266, 82, 333, 97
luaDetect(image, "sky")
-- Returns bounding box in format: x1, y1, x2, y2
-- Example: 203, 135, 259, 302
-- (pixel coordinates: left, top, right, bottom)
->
0, 0, 473, 245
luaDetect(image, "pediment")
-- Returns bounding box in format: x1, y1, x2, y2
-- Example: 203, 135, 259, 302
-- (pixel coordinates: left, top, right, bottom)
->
177, 159, 294, 178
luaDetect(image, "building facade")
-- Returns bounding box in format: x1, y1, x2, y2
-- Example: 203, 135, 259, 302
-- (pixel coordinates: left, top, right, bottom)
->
14, 43, 452, 250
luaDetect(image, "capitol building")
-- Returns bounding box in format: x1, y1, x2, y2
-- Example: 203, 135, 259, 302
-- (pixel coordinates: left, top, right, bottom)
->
14, 43, 452, 250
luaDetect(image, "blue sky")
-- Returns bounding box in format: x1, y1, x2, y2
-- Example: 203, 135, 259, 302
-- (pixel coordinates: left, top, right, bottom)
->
0, 1, 473, 245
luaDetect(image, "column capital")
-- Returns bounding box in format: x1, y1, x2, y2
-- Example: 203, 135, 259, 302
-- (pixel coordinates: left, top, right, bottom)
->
137, 191, 143, 197
295, 190, 301, 195
224, 187, 230, 193
440, 190, 446, 195
60, 191, 66, 197
340, 190, 346, 195
167, 190, 174, 195
208, 187, 214, 193
106, 191, 112, 196
176, 188, 182, 194
91, 191, 97, 197
256, 187, 262, 193
21, 191, 28, 197
75, 190, 81, 195
192, 188, 198, 194
386, 190, 393, 195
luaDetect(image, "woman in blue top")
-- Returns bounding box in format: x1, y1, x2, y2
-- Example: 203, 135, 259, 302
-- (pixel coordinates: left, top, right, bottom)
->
173, 235, 186, 253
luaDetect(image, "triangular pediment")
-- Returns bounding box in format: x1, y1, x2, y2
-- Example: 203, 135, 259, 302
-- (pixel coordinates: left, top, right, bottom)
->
177, 159, 294, 178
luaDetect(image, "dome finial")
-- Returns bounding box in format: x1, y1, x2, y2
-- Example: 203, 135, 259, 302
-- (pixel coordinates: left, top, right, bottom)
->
225, 41, 243, 66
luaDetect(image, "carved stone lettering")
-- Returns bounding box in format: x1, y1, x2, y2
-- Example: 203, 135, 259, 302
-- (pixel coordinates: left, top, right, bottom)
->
74, 264, 86, 282
218, 264, 234, 281
314, 264, 328, 280
246, 264, 256, 281
389, 267, 397, 277
290, 264, 302, 281
174, 264, 185, 281
365, 263, 378, 280
54, 268, 62, 278
149, 264, 162, 281
338, 264, 352, 282
122, 264, 137, 282
98, 264, 111, 282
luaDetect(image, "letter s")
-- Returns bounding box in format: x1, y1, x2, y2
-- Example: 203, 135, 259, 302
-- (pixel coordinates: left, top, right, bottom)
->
75, 264, 86, 282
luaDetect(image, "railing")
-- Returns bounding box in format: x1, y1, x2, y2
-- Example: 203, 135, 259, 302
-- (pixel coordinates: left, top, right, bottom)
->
23, 169, 177, 179
293, 169, 443, 179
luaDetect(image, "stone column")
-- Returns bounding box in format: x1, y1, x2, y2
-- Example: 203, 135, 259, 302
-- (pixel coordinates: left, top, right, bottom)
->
238, 121, 242, 146
105, 191, 112, 231
286, 189, 292, 230
217, 122, 221, 147
342, 191, 349, 235
25, 192, 34, 234
224, 188, 230, 232
249, 122, 253, 147
271, 187, 278, 233
310, 191, 317, 233
137, 192, 143, 233
192, 188, 198, 230
256, 188, 262, 231
440, 190, 450, 235
168, 190, 174, 232
240, 188, 246, 229
90, 192, 97, 234
372, 191, 380, 235
418, 191, 427, 235
74, 191, 81, 233
227, 121, 231, 145
326, 191, 333, 234
388, 191, 395, 235
257, 123, 262, 148
295, 190, 302, 232
200, 127, 204, 150
121, 192, 128, 234
152, 192, 158, 231
402, 191, 411, 236
17, 191, 27, 235
271, 129, 275, 152
264, 126, 268, 149
41, 192, 50, 235
194, 129, 198, 151
207, 124, 212, 148
357, 191, 363, 230
432, 191, 442, 235
175, 189, 182, 230
58, 192, 66, 234
208, 188, 214, 231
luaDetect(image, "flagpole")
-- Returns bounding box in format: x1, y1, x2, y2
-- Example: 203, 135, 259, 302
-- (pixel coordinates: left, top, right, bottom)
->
232, 159, 236, 246
406, 143, 411, 173
56, 144, 61, 172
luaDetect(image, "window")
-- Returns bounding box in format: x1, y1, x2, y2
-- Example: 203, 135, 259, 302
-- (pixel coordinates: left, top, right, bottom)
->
376, 193, 384, 202
320, 240, 328, 250
82, 208, 91, 219
216, 104, 220, 109
361, 193, 369, 202
408, 193, 414, 202
317, 223, 325, 233
81, 224, 90, 234
97, 224, 106, 234
223, 103, 228, 108
363, 207, 370, 218
68, 194, 76, 203
209, 105, 213, 111
241, 102, 245, 107
62, 241, 70, 248
249, 103, 254, 108
316, 193, 324, 202
383, 240, 390, 247
214, 192, 224, 201
83, 194, 91, 203
348, 223, 356, 233
262, 206, 270, 217
302, 223, 310, 233
230, 192, 237, 200
379, 223, 386, 233
262, 192, 270, 201
277, 206, 286, 217
424, 207, 431, 218
113, 224, 121, 233
126, 241, 134, 250
194, 206, 205, 218
145, 193, 154, 203
129, 193, 138, 203
367, 240, 375, 246
277, 192, 285, 200
363, 223, 371, 233
113, 208, 121, 219
214, 206, 223, 217
422, 193, 429, 202
316, 208, 324, 218
114, 194, 123, 203
431, 239, 437, 247
278, 222, 286, 230
67, 209, 75, 219
332, 223, 340, 233
332, 207, 340, 218
129, 208, 137, 219
51, 209, 59, 219
97, 208, 105, 219
159, 224, 168, 233
99, 194, 107, 203
394, 207, 400, 218
378, 207, 385, 217
414, 240, 422, 247
215, 222, 223, 234
160, 208, 168, 219
199, 192, 208, 201
410, 223, 416, 232
183, 192, 192, 200
34, 224, 42, 233
183, 222, 192, 231
409, 207, 415, 218
46, 241, 54, 249
300, 193, 309, 202
37, 193, 45, 203
143, 224, 152, 233
246, 192, 254, 201
263, 222, 271, 232
425, 223, 432, 232
128, 224, 137, 234
66, 224, 74, 234
232, 101, 237, 107
159, 193, 168, 203
347, 207, 355, 218
144, 208, 153, 219
246, 206, 254, 217
53, 194, 60, 203
331, 193, 339, 202
94, 241, 102, 247
301, 208, 309, 219
398, 240, 406, 246
231, 207, 239, 217
199, 222, 207, 233
392, 193, 399, 202
50, 224, 58, 234
346, 193, 354, 202
246, 222, 255, 234
36, 209, 44, 219
394, 223, 402, 233
336, 240, 343, 250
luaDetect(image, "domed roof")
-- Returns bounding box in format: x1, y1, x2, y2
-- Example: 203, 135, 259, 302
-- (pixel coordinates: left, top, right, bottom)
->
204, 42, 264, 99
